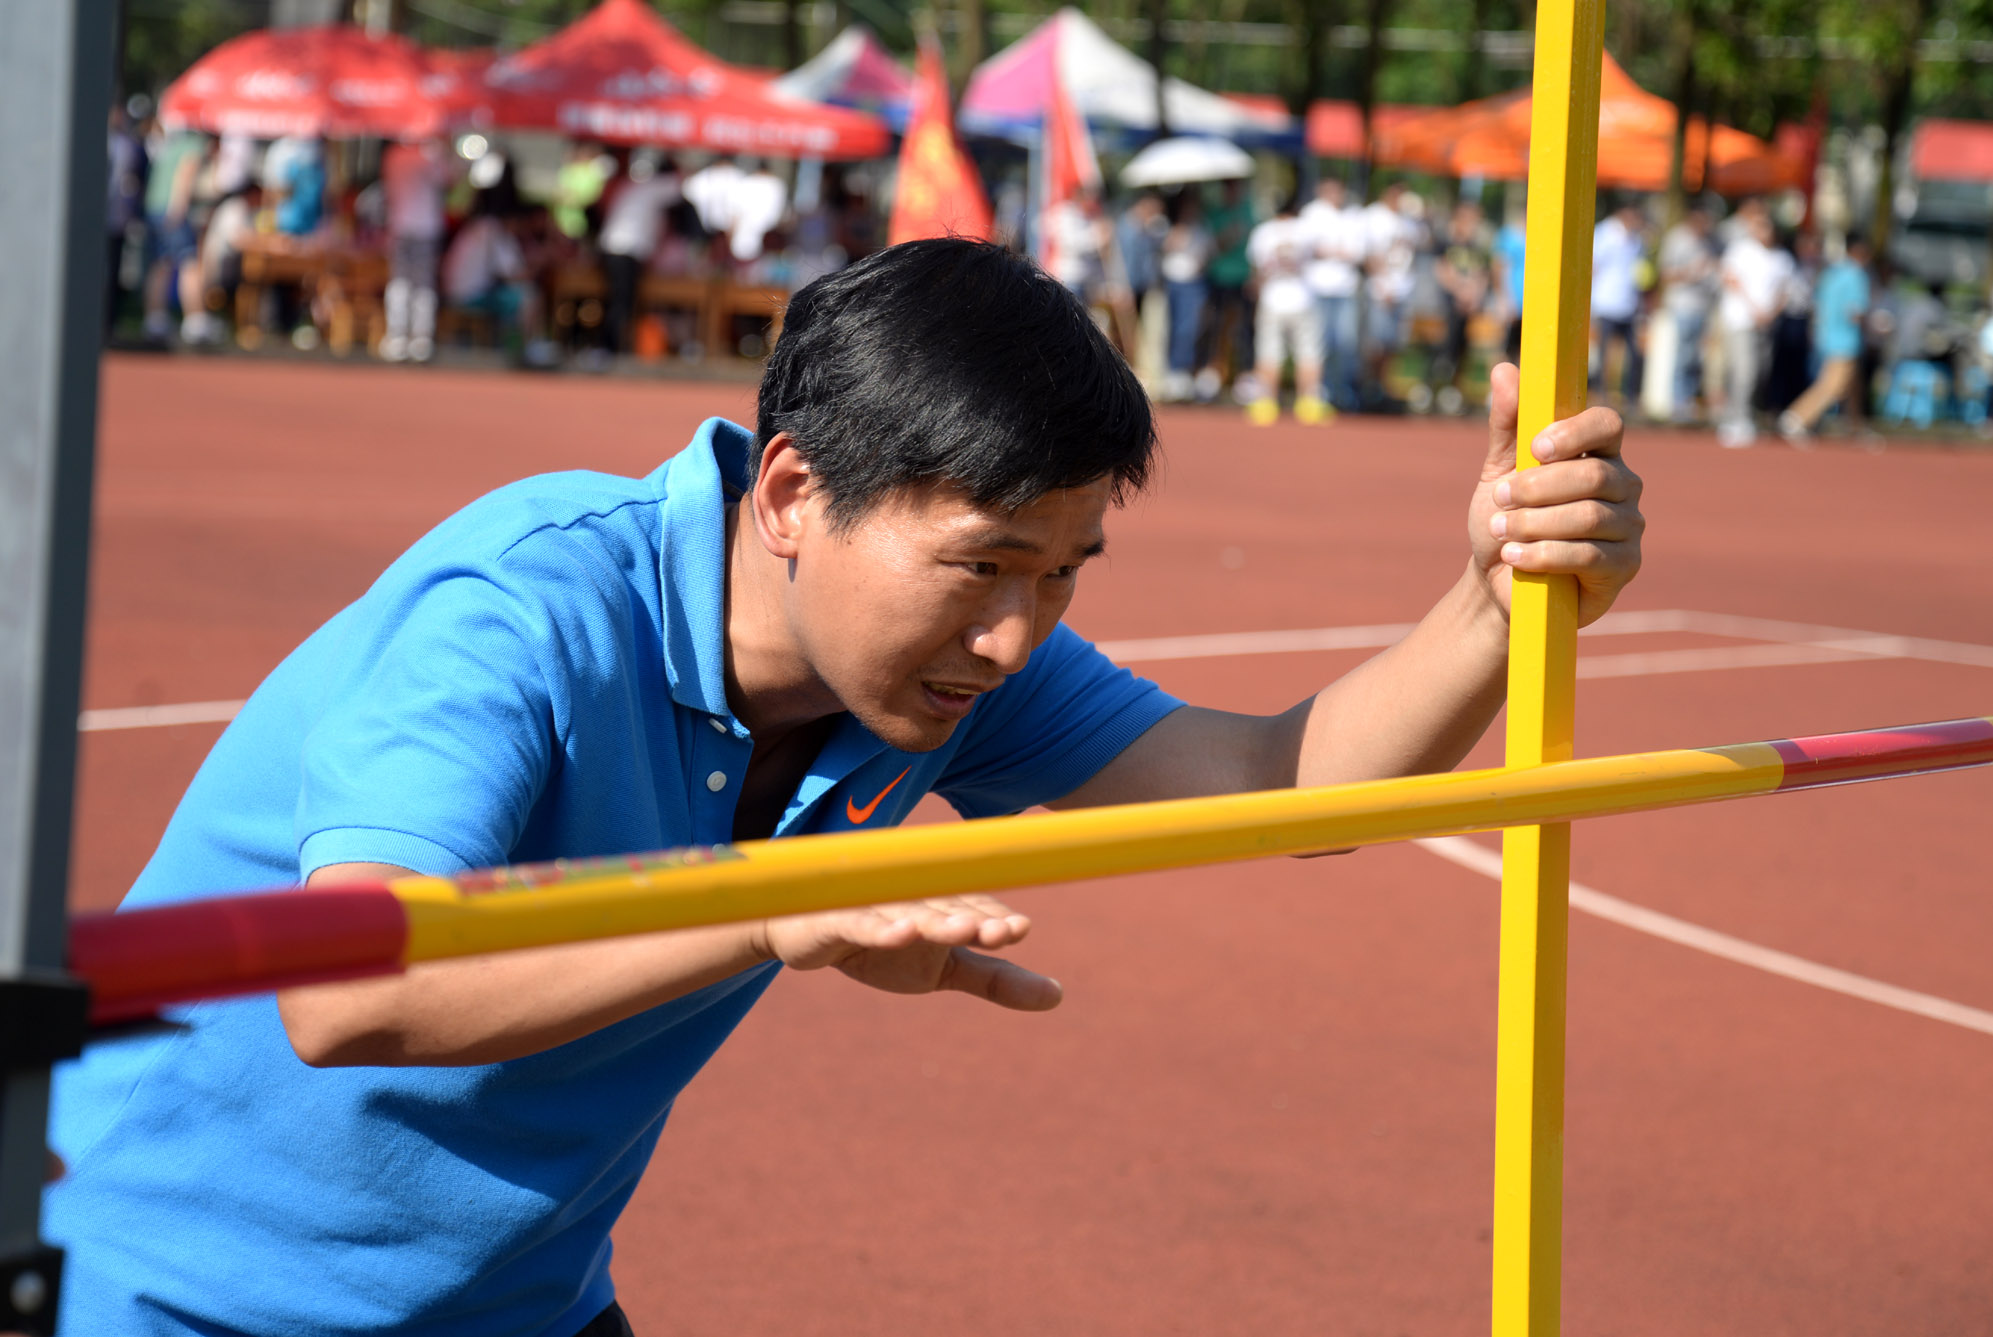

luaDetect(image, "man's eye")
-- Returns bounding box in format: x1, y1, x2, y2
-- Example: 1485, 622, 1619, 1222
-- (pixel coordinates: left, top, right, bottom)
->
968, 561, 1000, 576
1049, 565, 1080, 580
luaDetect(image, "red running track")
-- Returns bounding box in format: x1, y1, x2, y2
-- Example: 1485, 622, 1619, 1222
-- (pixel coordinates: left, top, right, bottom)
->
76, 356, 1993, 1334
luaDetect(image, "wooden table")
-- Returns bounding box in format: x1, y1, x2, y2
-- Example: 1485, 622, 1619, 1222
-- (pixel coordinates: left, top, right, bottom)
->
233, 235, 328, 350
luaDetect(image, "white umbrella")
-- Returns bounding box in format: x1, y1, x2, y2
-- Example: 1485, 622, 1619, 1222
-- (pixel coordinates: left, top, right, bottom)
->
1120, 136, 1254, 187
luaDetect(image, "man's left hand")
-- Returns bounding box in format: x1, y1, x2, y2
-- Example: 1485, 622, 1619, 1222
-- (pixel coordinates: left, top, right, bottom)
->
1469, 361, 1644, 627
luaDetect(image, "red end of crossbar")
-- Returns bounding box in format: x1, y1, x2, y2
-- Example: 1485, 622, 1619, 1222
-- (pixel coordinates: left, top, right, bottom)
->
1773, 717, 1993, 791
69, 887, 409, 1024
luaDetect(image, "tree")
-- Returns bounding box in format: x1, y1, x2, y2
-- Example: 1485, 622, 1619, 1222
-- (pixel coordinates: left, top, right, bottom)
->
1352, 0, 1392, 200
1286, 0, 1335, 122
1826, 0, 1935, 251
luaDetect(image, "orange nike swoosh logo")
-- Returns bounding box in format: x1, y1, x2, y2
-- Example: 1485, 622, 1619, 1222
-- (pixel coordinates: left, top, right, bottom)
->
845, 767, 910, 825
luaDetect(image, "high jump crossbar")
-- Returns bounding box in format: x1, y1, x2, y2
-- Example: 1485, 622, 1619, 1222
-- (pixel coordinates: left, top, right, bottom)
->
69, 718, 1993, 1029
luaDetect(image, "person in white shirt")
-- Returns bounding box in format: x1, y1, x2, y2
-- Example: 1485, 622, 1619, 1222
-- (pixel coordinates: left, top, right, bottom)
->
1657, 205, 1719, 419
727, 158, 788, 264
380, 137, 459, 362
1043, 190, 1108, 300
182, 182, 261, 346
1245, 195, 1328, 425
440, 193, 554, 367
683, 156, 744, 243
1299, 176, 1366, 412
1715, 202, 1793, 446
599, 151, 681, 354
1590, 202, 1646, 406
1360, 183, 1420, 396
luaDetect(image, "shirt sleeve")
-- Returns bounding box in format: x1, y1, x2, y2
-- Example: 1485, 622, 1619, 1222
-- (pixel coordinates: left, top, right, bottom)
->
934, 623, 1184, 820
295, 572, 559, 880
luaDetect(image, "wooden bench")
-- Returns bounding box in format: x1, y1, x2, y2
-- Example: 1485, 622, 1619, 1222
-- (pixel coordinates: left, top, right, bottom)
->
707, 280, 786, 357
320, 250, 389, 357
234, 236, 326, 350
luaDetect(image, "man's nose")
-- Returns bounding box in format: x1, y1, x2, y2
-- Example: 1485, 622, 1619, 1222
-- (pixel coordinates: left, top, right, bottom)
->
966, 591, 1036, 675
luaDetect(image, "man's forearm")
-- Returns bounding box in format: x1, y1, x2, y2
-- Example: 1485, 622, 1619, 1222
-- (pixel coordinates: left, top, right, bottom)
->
1290, 564, 1509, 788
281, 864, 774, 1067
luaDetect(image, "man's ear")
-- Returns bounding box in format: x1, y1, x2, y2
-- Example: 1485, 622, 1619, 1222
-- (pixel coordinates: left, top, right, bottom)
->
748, 432, 815, 561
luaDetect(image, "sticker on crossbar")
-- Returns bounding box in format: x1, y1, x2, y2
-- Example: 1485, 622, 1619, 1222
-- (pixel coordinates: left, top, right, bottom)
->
447, 846, 745, 896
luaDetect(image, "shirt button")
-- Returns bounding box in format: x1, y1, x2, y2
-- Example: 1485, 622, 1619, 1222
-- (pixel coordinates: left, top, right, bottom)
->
706, 770, 728, 792
709, 717, 728, 733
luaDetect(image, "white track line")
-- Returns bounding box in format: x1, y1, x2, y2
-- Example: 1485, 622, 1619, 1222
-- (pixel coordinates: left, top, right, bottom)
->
77, 611, 1993, 733
1096, 607, 1993, 674
1572, 642, 1893, 679
1416, 836, 1993, 1038
78, 700, 247, 732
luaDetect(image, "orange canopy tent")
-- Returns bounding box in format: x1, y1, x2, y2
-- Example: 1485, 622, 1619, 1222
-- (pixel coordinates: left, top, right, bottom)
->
1221, 94, 1424, 159
1371, 53, 1802, 195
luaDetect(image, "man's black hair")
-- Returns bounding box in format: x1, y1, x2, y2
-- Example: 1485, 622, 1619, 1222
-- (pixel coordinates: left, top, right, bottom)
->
754, 238, 1155, 528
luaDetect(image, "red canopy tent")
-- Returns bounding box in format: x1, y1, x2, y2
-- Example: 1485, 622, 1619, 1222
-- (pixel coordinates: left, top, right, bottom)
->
476, 0, 889, 160
160, 25, 480, 140
1911, 119, 1993, 182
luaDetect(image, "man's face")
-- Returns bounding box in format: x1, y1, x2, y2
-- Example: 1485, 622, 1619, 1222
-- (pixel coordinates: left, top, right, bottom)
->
786, 479, 1112, 753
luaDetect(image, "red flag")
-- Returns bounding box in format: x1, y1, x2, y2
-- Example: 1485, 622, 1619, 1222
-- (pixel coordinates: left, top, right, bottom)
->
1037, 35, 1100, 272
887, 39, 994, 245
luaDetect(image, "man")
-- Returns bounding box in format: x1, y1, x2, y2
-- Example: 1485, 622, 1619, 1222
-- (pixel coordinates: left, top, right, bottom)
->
1491, 206, 1528, 362
140, 126, 209, 343
1657, 204, 1718, 421
1245, 194, 1329, 425
48, 240, 1641, 1337
1778, 236, 1871, 443
380, 137, 459, 364
1298, 176, 1366, 412
1433, 200, 1493, 408
1590, 201, 1646, 408
1360, 182, 1421, 405
104, 103, 146, 334
442, 191, 556, 368
598, 151, 681, 356
1199, 177, 1257, 399
1716, 201, 1792, 447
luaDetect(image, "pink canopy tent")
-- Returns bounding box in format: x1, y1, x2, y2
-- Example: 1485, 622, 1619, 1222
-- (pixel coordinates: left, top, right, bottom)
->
769, 25, 914, 129
477, 0, 890, 160
960, 8, 1295, 148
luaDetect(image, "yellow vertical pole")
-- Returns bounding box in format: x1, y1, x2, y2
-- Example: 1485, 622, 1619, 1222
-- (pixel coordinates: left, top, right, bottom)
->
1492, 0, 1604, 1334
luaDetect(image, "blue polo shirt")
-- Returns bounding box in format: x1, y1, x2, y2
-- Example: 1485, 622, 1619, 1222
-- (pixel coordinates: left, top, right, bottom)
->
1813, 259, 1870, 361
47, 418, 1181, 1337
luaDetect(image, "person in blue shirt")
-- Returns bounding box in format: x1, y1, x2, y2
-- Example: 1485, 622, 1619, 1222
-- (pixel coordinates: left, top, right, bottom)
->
1780, 235, 1873, 442
273, 136, 326, 238
1493, 211, 1529, 359
48, 239, 1644, 1337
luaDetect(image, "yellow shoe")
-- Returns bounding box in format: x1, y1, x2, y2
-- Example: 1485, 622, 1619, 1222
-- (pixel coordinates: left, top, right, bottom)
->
1246, 397, 1279, 426
1294, 395, 1333, 425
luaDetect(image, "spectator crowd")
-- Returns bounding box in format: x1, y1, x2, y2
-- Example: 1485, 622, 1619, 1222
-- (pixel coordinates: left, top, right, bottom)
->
1058, 173, 1993, 439
105, 93, 1993, 437
105, 98, 884, 369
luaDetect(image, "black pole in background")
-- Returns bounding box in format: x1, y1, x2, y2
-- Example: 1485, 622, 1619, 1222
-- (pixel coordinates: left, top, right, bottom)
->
0, 0, 115, 1331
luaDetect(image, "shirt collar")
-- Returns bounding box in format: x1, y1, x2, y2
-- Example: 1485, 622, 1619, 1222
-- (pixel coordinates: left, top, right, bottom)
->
656, 417, 752, 720
653, 417, 900, 799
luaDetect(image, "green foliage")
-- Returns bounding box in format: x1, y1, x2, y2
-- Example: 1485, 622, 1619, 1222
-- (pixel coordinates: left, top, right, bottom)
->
121, 0, 265, 100
119, 0, 1993, 128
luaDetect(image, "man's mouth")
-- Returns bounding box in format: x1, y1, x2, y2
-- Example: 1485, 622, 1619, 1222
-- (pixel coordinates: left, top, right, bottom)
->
920, 680, 992, 719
